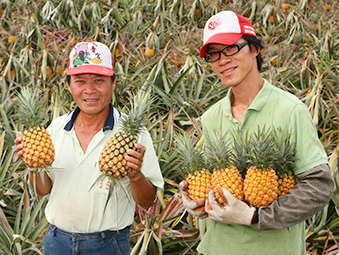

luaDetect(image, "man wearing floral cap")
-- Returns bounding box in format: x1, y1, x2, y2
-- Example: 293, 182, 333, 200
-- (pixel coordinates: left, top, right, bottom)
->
15, 41, 164, 254
180, 11, 334, 254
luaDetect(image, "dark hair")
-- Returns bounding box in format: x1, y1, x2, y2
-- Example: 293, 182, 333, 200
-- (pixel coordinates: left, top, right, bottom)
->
242, 35, 264, 72
66, 74, 116, 85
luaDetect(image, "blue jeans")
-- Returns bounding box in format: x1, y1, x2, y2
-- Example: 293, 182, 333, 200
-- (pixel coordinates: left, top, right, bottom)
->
43, 224, 130, 255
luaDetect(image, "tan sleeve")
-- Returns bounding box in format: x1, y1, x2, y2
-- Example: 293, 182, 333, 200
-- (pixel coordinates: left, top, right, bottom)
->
258, 163, 334, 231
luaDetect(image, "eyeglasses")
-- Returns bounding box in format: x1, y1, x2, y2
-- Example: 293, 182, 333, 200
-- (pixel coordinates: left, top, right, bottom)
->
204, 41, 249, 63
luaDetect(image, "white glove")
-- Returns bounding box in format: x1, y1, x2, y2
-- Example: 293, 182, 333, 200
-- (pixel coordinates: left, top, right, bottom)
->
179, 180, 207, 219
205, 188, 256, 225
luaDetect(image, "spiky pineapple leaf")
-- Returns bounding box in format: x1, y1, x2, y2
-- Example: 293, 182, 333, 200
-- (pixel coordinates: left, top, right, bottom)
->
119, 89, 155, 137
272, 127, 298, 174
89, 175, 133, 212
15, 87, 49, 128
173, 131, 205, 177
248, 126, 275, 170
232, 128, 251, 175
204, 128, 232, 170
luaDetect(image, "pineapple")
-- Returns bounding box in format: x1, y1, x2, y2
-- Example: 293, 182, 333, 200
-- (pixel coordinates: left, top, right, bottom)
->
98, 89, 153, 179
272, 128, 298, 196
243, 126, 278, 207
174, 132, 211, 201
15, 87, 55, 169
205, 129, 244, 205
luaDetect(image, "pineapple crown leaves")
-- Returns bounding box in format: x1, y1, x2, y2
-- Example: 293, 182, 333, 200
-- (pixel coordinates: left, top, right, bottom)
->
118, 89, 155, 137
231, 128, 251, 174
173, 131, 206, 177
248, 125, 276, 170
204, 128, 233, 170
15, 87, 49, 128
272, 127, 298, 174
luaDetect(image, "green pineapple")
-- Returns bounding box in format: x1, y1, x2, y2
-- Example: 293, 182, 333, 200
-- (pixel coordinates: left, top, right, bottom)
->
98, 89, 153, 179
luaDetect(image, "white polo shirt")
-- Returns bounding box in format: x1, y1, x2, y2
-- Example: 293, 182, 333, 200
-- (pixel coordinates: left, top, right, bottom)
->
45, 103, 164, 233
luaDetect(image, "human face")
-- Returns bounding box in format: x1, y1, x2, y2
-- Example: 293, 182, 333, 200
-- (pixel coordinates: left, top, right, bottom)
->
207, 39, 259, 89
67, 74, 115, 115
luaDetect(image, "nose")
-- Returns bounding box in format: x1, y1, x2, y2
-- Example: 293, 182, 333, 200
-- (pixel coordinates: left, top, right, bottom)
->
83, 81, 97, 93
218, 52, 232, 64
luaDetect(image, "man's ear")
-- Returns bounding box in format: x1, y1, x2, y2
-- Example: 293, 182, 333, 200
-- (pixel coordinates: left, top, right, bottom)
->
250, 43, 260, 58
112, 75, 116, 90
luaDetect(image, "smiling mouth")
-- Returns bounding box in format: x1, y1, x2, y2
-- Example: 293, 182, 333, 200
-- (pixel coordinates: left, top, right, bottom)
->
84, 99, 98, 102
222, 67, 236, 75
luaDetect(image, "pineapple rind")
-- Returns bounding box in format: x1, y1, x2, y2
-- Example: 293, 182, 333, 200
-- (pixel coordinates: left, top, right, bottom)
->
212, 165, 244, 205
277, 171, 296, 196
244, 166, 278, 207
99, 130, 137, 179
22, 126, 55, 168
186, 168, 212, 200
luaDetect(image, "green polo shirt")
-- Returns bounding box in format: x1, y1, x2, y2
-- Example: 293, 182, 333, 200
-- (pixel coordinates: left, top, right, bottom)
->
45, 103, 164, 233
198, 80, 328, 255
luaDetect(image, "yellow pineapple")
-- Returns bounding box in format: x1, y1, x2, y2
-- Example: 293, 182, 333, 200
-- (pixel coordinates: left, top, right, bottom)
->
15, 87, 55, 169
272, 128, 298, 196
205, 129, 244, 205
186, 168, 212, 201
175, 132, 211, 201
277, 171, 296, 196
98, 89, 153, 179
243, 127, 278, 207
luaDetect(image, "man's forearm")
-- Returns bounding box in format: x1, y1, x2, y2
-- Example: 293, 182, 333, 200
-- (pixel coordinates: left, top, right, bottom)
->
130, 172, 156, 209
258, 163, 334, 230
29, 171, 52, 197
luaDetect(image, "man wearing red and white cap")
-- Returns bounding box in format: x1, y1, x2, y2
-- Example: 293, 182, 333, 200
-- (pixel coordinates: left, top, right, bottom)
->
15, 41, 164, 254
180, 11, 333, 254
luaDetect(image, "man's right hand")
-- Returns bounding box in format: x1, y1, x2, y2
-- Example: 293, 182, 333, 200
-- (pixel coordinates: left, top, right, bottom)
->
179, 180, 208, 219
14, 132, 24, 160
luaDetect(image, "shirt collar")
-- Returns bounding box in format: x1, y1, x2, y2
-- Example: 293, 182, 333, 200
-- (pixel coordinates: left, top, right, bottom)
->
247, 79, 272, 111
64, 103, 119, 131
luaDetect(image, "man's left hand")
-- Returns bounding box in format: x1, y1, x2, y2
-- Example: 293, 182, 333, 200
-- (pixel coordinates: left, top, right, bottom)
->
205, 188, 256, 225
126, 143, 145, 180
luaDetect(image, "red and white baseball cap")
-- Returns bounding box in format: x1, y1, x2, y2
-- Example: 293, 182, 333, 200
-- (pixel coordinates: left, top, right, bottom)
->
199, 11, 256, 58
67, 41, 114, 76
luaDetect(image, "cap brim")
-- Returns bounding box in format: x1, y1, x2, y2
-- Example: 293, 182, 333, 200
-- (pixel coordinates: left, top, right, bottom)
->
67, 65, 114, 76
199, 33, 243, 58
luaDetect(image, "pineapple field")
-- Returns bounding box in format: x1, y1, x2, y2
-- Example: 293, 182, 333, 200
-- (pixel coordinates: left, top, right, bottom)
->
0, 0, 338, 254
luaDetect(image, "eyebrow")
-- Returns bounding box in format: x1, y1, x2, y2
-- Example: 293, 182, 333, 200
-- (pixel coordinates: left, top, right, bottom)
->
207, 45, 227, 52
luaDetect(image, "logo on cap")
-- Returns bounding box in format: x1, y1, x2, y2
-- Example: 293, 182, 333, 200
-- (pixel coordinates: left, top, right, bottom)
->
72, 42, 103, 67
208, 16, 222, 31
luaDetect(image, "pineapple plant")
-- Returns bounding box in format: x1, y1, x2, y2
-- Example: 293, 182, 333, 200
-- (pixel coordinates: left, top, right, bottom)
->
205, 129, 244, 205
98, 89, 153, 180
15, 87, 55, 169
243, 126, 278, 207
174, 132, 211, 201
272, 128, 298, 196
